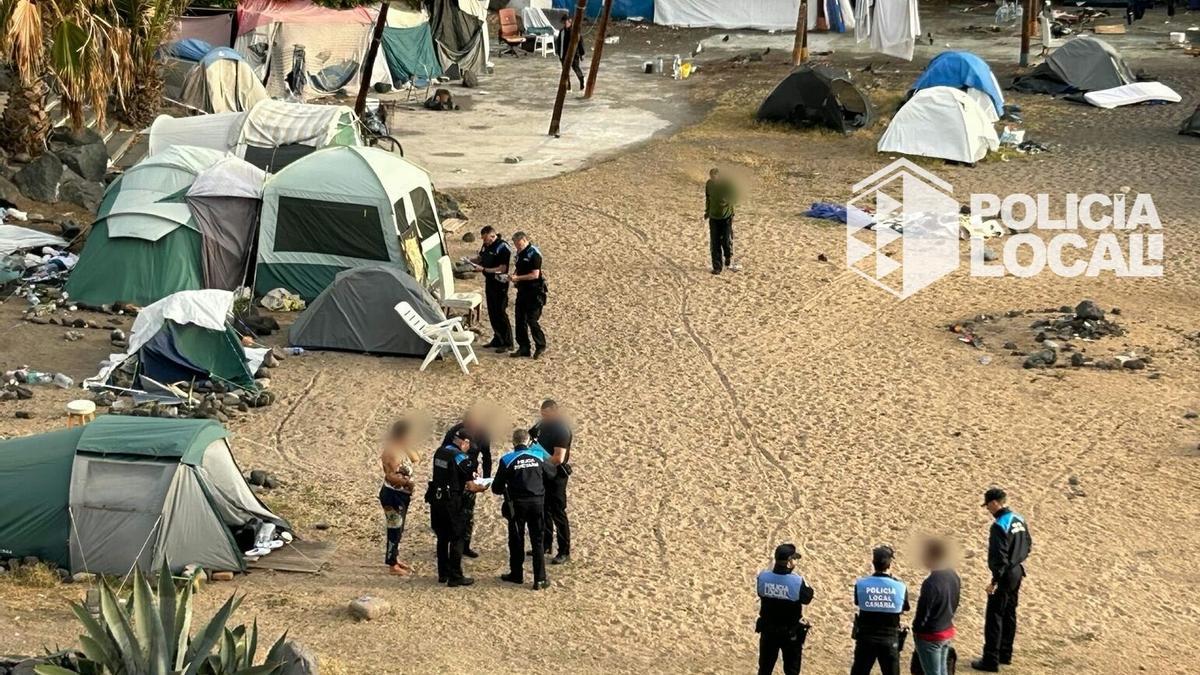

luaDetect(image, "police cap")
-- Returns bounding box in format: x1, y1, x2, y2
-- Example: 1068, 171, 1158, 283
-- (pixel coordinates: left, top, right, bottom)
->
773, 543, 800, 563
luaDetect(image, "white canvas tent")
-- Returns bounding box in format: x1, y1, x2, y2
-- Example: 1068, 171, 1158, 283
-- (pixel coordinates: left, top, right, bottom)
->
878, 87, 999, 164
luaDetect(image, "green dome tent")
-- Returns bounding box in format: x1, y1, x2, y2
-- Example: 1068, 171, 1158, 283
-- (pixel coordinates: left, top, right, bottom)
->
0, 416, 288, 574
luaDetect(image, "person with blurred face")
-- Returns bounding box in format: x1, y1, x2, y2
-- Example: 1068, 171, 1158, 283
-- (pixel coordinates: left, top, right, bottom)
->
913, 538, 961, 675
379, 419, 421, 575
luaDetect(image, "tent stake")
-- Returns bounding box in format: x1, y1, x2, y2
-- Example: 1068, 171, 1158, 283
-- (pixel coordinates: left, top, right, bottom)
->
793, 1, 809, 65
549, 0, 589, 137
583, 0, 615, 99
355, 1, 391, 120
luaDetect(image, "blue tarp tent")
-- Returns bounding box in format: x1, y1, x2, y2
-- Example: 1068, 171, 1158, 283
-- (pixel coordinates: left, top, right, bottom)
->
200, 46, 244, 66
167, 38, 214, 62
553, 0, 654, 20
911, 51, 1004, 116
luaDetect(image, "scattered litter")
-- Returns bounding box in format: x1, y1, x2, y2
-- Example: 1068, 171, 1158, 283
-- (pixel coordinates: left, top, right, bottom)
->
260, 287, 306, 312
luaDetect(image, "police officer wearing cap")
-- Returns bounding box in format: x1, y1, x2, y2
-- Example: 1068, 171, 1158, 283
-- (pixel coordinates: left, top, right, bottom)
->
425, 429, 486, 587
509, 231, 547, 359
468, 225, 514, 353
529, 399, 573, 564
851, 545, 910, 675
756, 543, 814, 675
441, 411, 493, 559
971, 487, 1032, 672
492, 428, 556, 590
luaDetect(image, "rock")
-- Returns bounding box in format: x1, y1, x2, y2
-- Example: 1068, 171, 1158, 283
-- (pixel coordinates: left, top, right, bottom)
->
1074, 300, 1105, 321
0, 174, 23, 203
1110, 307, 1121, 316
63, 330, 84, 341
1122, 358, 1146, 370
262, 351, 280, 368
59, 173, 104, 210
1023, 349, 1057, 369
6, 558, 19, 571
110, 329, 125, 343
71, 572, 96, 584
112, 339, 128, 349
816, 253, 828, 262
262, 475, 282, 490
13, 153, 63, 203
1002, 341, 1017, 350
49, 126, 104, 148
1069, 353, 1086, 367
348, 596, 391, 621
503, 155, 521, 164
1058, 305, 1073, 314
313, 522, 331, 531
461, 231, 476, 243
71, 318, 87, 328
1042, 340, 1060, 351
56, 567, 70, 581
249, 470, 268, 486
14, 411, 34, 419
54, 143, 108, 182
14, 385, 33, 400
1068, 475, 1080, 486
433, 190, 467, 221
222, 393, 241, 407
279, 640, 320, 675
22, 555, 38, 567
1184, 411, 1198, 420
211, 571, 235, 582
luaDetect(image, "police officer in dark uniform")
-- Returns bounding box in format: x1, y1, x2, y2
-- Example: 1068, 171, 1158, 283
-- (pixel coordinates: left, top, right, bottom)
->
851, 545, 910, 675
441, 412, 493, 559
971, 487, 1032, 672
492, 428, 556, 590
529, 399, 572, 564
425, 429, 486, 587
509, 231, 547, 359
468, 225, 514, 353
756, 543, 814, 675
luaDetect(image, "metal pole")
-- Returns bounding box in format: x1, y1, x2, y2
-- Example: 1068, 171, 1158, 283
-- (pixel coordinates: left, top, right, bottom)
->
583, 0, 615, 99
792, 1, 808, 65
1019, 0, 1033, 67
549, 0, 588, 136
355, 1, 390, 119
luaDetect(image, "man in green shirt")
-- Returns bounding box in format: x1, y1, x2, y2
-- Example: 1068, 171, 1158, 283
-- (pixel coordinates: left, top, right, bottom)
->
704, 168, 740, 274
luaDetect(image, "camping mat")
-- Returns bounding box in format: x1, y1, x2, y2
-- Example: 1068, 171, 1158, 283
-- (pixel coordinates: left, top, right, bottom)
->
248, 539, 336, 573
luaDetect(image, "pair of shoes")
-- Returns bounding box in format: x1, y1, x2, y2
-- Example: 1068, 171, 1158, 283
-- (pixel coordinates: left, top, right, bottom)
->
510, 350, 532, 358
532, 579, 551, 591
550, 553, 570, 565
438, 576, 448, 584
500, 572, 524, 584
711, 269, 721, 275
493, 343, 512, 354
482, 339, 501, 349
532, 348, 547, 360
1000, 657, 1013, 666
463, 548, 480, 559
447, 577, 475, 587
970, 659, 1000, 672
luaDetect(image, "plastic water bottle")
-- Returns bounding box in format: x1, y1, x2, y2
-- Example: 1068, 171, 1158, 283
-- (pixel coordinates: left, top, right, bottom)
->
53, 373, 74, 389
286, 347, 305, 356
24, 370, 52, 384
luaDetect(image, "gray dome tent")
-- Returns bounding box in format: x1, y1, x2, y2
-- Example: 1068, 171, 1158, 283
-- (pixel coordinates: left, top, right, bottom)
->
756, 65, 873, 134
1013, 36, 1135, 94
1182, 106, 1200, 138
287, 264, 445, 356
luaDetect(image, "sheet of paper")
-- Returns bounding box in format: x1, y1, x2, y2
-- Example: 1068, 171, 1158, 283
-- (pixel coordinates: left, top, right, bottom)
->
474, 477, 494, 487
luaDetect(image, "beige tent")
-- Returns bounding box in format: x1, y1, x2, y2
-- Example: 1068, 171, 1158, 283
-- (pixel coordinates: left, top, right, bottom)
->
179, 47, 267, 114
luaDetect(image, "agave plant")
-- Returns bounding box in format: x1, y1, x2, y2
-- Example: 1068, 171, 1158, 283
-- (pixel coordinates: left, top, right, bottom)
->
35, 564, 287, 675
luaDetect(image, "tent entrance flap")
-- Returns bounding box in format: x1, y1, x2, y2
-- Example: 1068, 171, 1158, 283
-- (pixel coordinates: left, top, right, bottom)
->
68, 457, 178, 574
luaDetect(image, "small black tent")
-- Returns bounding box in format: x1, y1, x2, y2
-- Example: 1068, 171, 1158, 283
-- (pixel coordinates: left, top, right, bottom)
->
287, 264, 445, 357
756, 65, 874, 134
1182, 106, 1200, 138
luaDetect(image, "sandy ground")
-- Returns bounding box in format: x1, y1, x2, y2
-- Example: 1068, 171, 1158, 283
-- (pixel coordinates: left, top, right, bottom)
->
4, 5, 1200, 673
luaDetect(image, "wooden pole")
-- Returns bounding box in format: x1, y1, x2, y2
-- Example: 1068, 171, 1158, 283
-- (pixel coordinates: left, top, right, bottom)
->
1018, 0, 1033, 67
355, 1, 390, 119
583, 0, 615, 99
548, 0, 588, 137
792, 1, 808, 65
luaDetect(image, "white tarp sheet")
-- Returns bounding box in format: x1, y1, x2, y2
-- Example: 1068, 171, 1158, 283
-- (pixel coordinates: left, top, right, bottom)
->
1084, 81, 1181, 109
654, 0, 800, 30
856, 0, 920, 61
0, 225, 67, 255
149, 113, 245, 156
188, 157, 267, 199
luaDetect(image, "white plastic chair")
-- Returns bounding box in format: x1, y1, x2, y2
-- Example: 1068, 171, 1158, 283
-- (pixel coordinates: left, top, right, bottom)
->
436, 255, 483, 325
395, 301, 478, 374
1039, 14, 1063, 56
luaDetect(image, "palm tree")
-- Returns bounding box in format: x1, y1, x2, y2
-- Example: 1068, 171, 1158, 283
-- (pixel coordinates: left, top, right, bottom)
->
114, 0, 191, 127
0, 0, 127, 156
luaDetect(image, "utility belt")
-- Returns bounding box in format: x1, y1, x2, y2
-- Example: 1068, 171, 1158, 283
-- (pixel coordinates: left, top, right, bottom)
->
423, 482, 459, 504
517, 280, 549, 304
851, 617, 908, 652
756, 619, 811, 646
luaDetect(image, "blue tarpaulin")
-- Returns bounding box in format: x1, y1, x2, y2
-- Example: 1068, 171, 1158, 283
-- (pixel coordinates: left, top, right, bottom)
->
912, 51, 1005, 116
200, 46, 243, 67
553, 0, 654, 20
166, 38, 214, 62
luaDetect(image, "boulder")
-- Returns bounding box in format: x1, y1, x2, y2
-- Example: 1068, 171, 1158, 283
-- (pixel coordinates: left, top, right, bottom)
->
1122, 358, 1145, 370
348, 595, 391, 621
54, 143, 108, 182
1022, 349, 1056, 369
13, 153, 63, 203
59, 171, 104, 210
248, 470, 268, 486
1074, 300, 1105, 321
278, 640, 320, 675
262, 475, 282, 490
433, 190, 467, 221
0, 174, 23, 203
49, 126, 104, 148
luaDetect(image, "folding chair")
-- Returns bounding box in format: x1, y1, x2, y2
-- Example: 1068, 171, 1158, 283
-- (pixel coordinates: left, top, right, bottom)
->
498, 8, 527, 58
394, 301, 478, 374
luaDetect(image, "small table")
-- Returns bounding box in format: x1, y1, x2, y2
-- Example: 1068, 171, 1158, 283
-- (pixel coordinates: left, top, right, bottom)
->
535, 34, 555, 58
66, 399, 97, 428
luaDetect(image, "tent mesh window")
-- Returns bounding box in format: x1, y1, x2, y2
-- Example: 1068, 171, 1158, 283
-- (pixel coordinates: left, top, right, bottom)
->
275, 196, 388, 261
408, 188, 439, 240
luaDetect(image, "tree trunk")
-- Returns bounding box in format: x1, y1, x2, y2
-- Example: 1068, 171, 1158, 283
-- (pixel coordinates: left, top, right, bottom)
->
0, 78, 51, 157
119, 60, 165, 128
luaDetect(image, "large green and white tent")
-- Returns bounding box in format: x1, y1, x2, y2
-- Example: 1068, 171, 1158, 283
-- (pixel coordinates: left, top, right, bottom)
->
256, 145, 447, 300
0, 416, 288, 574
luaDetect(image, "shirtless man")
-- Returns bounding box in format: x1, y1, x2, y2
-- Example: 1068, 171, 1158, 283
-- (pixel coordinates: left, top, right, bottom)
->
380, 419, 421, 575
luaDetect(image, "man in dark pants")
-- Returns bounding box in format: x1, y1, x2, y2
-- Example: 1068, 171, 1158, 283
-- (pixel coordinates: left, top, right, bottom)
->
851, 545, 910, 675
554, 15, 586, 91
441, 409, 494, 559
971, 487, 1032, 672
468, 225, 513, 353
704, 167, 739, 274
492, 428, 557, 590
529, 399, 572, 564
756, 543, 814, 675
426, 429, 486, 587
509, 231, 547, 359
